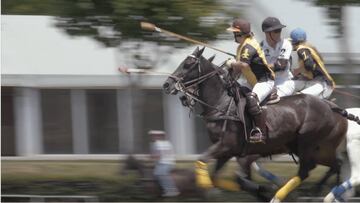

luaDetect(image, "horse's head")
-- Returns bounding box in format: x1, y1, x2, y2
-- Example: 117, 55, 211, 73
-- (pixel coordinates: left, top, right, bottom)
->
163, 46, 215, 95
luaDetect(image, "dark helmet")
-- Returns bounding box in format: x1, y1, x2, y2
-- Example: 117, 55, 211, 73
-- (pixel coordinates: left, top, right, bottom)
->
227, 18, 251, 34
262, 17, 286, 32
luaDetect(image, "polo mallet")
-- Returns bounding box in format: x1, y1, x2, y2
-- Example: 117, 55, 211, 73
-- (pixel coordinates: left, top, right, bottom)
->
118, 66, 171, 75
140, 22, 236, 57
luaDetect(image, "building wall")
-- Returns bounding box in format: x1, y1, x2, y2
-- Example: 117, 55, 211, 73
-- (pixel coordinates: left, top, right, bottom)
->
1, 87, 200, 156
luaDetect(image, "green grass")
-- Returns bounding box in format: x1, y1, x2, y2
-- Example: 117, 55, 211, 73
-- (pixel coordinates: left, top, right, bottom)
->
0, 160, 342, 202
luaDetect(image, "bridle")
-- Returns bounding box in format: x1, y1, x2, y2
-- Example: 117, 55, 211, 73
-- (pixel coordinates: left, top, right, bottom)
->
168, 54, 249, 149
168, 54, 240, 121
168, 54, 222, 111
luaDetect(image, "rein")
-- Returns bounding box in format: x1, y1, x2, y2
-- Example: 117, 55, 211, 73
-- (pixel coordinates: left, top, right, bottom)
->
170, 55, 239, 121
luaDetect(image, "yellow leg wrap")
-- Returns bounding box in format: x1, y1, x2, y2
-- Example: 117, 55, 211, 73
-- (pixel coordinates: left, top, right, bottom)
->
274, 176, 301, 201
214, 179, 240, 192
195, 161, 214, 189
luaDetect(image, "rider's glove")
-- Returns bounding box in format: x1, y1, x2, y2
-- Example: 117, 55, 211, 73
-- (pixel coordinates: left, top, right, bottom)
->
225, 58, 236, 68
273, 60, 284, 72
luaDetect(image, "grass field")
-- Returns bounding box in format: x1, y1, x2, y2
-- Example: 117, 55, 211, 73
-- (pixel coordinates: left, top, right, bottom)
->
1, 159, 350, 202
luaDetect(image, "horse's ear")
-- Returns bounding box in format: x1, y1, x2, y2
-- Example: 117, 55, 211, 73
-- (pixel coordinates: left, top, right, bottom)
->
192, 47, 200, 55
197, 46, 205, 57
208, 54, 216, 62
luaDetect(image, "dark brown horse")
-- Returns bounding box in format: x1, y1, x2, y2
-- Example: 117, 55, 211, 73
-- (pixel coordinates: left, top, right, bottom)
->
162, 47, 358, 202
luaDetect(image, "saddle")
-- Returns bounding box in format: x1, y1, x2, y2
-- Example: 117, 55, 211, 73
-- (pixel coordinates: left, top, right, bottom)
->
260, 88, 280, 106
228, 84, 279, 144
227, 82, 280, 106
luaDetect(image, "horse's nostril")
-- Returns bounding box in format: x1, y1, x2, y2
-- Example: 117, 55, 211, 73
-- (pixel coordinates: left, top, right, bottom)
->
163, 82, 170, 89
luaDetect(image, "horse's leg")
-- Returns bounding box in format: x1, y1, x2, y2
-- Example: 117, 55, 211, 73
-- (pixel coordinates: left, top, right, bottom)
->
237, 153, 282, 187
271, 149, 317, 203
211, 155, 243, 191
324, 139, 360, 202
236, 155, 257, 180
252, 161, 283, 187
235, 156, 268, 199
235, 155, 275, 201
235, 173, 272, 202
313, 167, 336, 193
196, 141, 230, 189
212, 155, 232, 181
312, 157, 341, 194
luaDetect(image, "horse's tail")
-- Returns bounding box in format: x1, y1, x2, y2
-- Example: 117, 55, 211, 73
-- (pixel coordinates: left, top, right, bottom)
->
331, 107, 360, 125
322, 99, 360, 125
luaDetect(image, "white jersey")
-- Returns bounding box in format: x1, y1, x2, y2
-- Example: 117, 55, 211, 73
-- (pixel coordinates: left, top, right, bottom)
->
261, 38, 293, 80
151, 140, 175, 165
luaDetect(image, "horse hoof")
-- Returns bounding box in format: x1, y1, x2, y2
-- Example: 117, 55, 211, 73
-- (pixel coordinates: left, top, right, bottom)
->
270, 197, 281, 203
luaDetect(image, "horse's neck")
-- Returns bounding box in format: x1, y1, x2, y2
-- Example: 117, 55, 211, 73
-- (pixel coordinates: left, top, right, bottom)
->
199, 71, 229, 113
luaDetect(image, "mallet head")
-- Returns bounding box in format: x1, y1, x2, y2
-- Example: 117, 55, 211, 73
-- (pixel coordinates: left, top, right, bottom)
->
140, 22, 157, 32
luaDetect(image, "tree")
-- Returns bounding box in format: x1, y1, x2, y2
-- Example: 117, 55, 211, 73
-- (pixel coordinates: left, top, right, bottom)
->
3, 0, 238, 68
3, 0, 233, 47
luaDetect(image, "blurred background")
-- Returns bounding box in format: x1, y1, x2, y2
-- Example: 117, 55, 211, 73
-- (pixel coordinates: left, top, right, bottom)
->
2, 0, 360, 157
1, 0, 360, 201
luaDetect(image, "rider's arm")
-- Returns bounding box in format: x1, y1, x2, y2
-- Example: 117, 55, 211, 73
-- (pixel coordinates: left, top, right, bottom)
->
231, 60, 251, 75
297, 48, 316, 71
231, 45, 258, 86
231, 44, 256, 73
274, 39, 292, 71
292, 66, 302, 76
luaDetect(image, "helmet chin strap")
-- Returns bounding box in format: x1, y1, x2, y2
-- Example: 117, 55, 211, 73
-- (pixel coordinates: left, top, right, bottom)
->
269, 32, 276, 43
267, 32, 277, 47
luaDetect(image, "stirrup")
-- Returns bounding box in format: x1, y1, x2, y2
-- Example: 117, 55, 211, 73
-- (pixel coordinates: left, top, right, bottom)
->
249, 127, 265, 143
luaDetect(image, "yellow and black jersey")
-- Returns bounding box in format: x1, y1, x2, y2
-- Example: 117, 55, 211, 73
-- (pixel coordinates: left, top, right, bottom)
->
236, 37, 275, 87
296, 43, 335, 87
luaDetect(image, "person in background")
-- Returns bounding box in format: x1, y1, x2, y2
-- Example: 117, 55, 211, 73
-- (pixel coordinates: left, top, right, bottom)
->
261, 17, 294, 97
290, 27, 335, 99
226, 18, 275, 143
149, 130, 179, 197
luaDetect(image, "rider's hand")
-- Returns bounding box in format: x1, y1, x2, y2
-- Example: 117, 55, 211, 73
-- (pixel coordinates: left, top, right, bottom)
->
292, 68, 301, 76
268, 64, 274, 70
273, 60, 285, 72
225, 58, 236, 68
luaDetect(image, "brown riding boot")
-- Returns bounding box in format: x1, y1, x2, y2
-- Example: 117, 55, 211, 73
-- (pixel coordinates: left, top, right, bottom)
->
245, 92, 266, 143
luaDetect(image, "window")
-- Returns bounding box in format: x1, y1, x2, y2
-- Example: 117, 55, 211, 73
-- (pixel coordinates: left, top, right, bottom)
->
41, 89, 73, 153
87, 90, 119, 154
132, 89, 164, 153
1, 87, 16, 156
